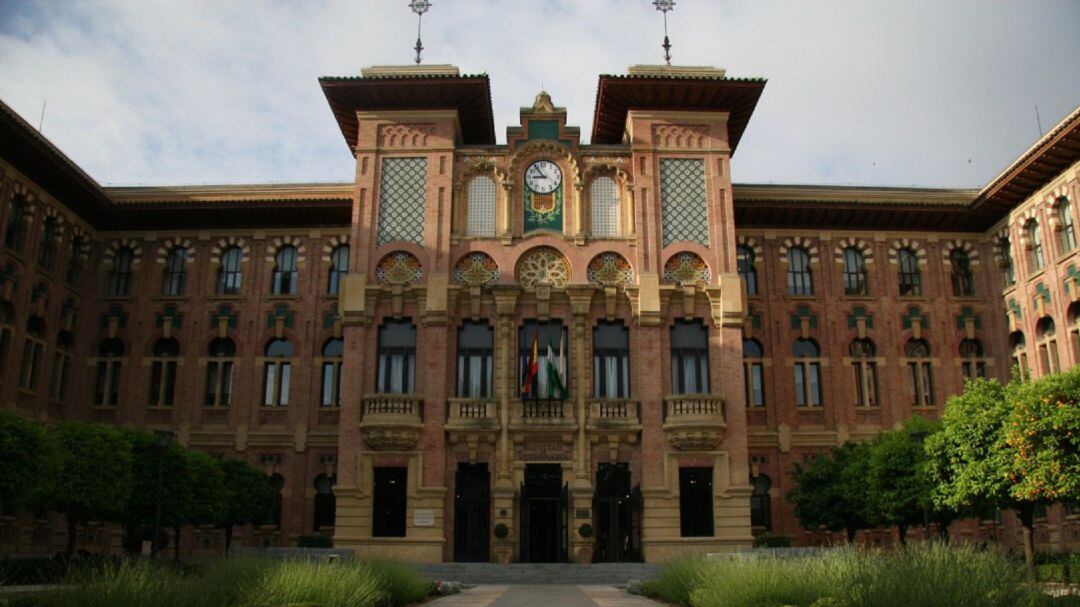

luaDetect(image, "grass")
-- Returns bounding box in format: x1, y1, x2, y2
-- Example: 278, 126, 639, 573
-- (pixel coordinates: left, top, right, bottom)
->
645, 543, 1080, 607
16, 556, 431, 607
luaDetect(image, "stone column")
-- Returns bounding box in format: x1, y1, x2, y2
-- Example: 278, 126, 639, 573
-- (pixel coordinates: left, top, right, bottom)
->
490, 286, 519, 563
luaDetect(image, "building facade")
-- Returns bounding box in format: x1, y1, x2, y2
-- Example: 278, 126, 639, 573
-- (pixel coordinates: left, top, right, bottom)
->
1, 63, 1079, 562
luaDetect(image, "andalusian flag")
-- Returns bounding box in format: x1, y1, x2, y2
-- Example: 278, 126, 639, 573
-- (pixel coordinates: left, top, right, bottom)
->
521, 331, 539, 395
546, 337, 568, 399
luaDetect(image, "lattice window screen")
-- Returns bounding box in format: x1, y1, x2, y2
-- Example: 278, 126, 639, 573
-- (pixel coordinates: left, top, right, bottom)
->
590, 176, 620, 238
660, 158, 709, 247
377, 158, 427, 245
466, 175, 497, 237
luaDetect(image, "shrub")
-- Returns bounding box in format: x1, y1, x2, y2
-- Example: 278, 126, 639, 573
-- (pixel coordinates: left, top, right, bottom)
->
35, 560, 184, 607
1039, 563, 1068, 583
642, 555, 712, 606
1069, 555, 1080, 584
296, 534, 332, 548
363, 558, 433, 606
754, 533, 794, 548
239, 559, 386, 607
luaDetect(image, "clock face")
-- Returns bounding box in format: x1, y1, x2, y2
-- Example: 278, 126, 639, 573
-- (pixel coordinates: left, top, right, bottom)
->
524, 160, 562, 194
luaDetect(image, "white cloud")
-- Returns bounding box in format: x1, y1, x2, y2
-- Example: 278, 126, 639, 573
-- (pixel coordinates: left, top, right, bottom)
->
0, 0, 1077, 187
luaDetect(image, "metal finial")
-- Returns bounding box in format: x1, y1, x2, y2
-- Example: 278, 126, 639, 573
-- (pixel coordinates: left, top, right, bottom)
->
409, 0, 432, 65
653, 0, 675, 65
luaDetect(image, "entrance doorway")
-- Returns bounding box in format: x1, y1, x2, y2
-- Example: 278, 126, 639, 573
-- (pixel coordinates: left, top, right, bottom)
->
520, 464, 568, 562
593, 463, 642, 562
454, 463, 490, 562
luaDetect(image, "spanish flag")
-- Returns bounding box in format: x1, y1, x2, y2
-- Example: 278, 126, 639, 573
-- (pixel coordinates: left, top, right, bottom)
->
521, 331, 539, 395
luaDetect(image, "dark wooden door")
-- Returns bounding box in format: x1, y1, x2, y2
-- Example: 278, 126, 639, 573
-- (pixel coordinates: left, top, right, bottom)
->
453, 463, 490, 562
522, 464, 565, 562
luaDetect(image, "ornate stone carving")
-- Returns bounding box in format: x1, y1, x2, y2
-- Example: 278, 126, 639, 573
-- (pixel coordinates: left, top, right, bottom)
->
453, 252, 500, 286
360, 395, 423, 451
516, 246, 570, 288
653, 124, 709, 149
377, 123, 434, 148
663, 396, 726, 451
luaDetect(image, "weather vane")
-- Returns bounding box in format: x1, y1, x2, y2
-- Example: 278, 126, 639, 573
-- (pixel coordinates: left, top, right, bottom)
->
653, 0, 675, 65
409, 0, 432, 65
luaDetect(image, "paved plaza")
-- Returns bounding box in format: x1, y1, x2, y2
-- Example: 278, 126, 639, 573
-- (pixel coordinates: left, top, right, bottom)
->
428, 584, 664, 607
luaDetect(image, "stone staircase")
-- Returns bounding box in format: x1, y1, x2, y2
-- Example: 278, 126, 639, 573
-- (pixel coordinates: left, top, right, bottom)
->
417, 562, 658, 585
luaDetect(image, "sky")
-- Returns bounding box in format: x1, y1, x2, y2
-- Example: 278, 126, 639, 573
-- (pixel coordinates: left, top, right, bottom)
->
0, 0, 1078, 189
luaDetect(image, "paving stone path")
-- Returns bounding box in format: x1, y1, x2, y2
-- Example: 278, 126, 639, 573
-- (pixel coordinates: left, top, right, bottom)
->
428, 584, 663, 607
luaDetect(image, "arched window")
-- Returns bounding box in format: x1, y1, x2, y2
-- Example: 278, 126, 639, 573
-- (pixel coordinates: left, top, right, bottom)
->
50, 330, 73, 402
158, 246, 186, 296
1036, 317, 1060, 375
95, 337, 124, 406
217, 246, 243, 294
1010, 331, 1029, 380
590, 176, 620, 238
108, 247, 135, 297
18, 316, 46, 391
593, 321, 629, 398
466, 175, 497, 237
377, 320, 416, 394
1059, 197, 1077, 253
37, 217, 58, 270
1000, 237, 1016, 286
206, 337, 236, 407
313, 474, 336, 530
897, 248, 921, 296
950, 249, 975, 297
272, 246, 298, 295
750, 474, 772, 532
671, 320, 709, 394
743, 339, 764, 407
65, 235, 85, 287
793, 339, 822, 407
842, 247, 867, 295
3, 194, 27, 252
960, 338, 986, 379
737, 246, 757, 296
905, 338, 934, 407
149, 337, 180, 407
321, 338, 344, 407
787, 248, 813, 295
458, 321, 494, 398
263, 338, 294, 406
1029, 220, 1045, 271
849, 338, 878, 407
1069, 303, 1080, 366
327, 245, 349, 295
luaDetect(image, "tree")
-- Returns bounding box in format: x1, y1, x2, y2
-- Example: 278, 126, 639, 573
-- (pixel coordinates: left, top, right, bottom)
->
50, 421, 133, 555
789, 441, 874, 542
0, 411, 59, 514
219, 458, 275, 555
173, 450, 226, 561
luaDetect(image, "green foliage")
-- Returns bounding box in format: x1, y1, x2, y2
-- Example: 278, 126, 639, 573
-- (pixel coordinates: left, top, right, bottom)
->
1002, 367, 1080, 503
753, 533, 794, 548
788, 442, 874, 540
641, 555, 711, 606
238, 560, 385, 607
185, 450, 226, 527
364, 558, 434, 605
220, 459, 275, 529
50, 422, 132, 538
1038, 563, 1067, 583
0, 410, 58, 513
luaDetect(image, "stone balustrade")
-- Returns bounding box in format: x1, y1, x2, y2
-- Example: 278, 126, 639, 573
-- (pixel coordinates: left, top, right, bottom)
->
662, 395, 726, 450
359, 394, 424, 450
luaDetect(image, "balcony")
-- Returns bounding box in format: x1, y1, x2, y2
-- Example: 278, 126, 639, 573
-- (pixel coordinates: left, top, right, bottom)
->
586, 399, 641, 432
509, 398, 577, 433
446, 398, 499, 433
662, 395, 726, 450
359, 394, 423, 451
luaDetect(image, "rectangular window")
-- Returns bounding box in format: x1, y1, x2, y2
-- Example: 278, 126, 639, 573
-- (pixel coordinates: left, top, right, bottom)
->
377, 158, 427, 245
518, 320, 569, 399
94, 360, 121, 406
458, 321, 494, 398
377, 320, 417, 394
670, 320, 709, 395
18, 340, 42, 390
50, 351, 69, 401
659, 159, 709, 247
372, 467, 407, 537
745, 361, 764, 406
206, 360, 234, 407
593, 321, 629, 399
321, 361, 342, 406
150, 360, 177, 407
909, 362, 934, 406
679, 467, 714, 537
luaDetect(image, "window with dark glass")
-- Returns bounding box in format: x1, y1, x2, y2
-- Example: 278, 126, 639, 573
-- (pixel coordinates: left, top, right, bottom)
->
898, 248, 921, 296
149, 337, 180, 407
787, 247, 813, 295
518, 320, 568, 399
1059, 198, 1077, 253
3, 195, 27, 251
960, 338, 987, 379
95, 337, 124, 406
263, 338, 293, 406
679, 467, 714, 537
378, 320, 416, 394
670, 320, 709, 394
65, 236, 85, 286
321, 338, 344, 407
593, 321, 630, 399
108, 247, 135, 297
205, 337, 235, 407
18, 316, 45, 391
313, 474, 336, 530
327, 245, 349, 295
372, 467, 407, 537
1070, 303, 1080, 367
849, 338, 878, 407
0, 302, 13, 377
37, 217, 57, 270
162, 246, 187, 296
217, 246, 243, 294
271, 246, 298, 295
794, 339, 822, 407
1010, 331, 1029, 380
1030, 220, 1045, 271
50, 330, 73, 402
458, 321, 494, 398
1001, 237, 1016, 286
750, 474, 772, 531
906, 338, 934, 407
1037, 317, 1060, 375
743, 339, 764, 407
842, 247, 867, 295
949, 249, 975, 297
736, 245, 757, 296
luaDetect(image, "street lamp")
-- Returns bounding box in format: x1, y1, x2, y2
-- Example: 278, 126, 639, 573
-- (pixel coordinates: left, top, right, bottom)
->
909, 428, 931, 540
151, 429, 174, 558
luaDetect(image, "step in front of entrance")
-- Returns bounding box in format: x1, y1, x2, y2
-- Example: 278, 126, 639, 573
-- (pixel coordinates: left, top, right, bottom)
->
417, 563, 658, 585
